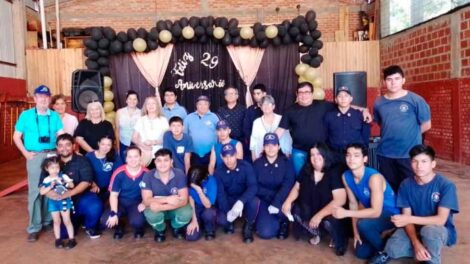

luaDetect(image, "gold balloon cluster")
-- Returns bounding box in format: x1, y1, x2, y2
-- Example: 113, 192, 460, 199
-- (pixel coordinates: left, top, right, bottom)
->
103, 76, 116, 125
295, 63, 324, 100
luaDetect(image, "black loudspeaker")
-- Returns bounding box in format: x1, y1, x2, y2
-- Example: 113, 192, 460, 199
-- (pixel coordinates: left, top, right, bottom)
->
71, 70, 104, 113
333, 71, 367, 108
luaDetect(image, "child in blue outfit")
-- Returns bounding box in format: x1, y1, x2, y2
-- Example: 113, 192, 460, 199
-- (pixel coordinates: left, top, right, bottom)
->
39, 156, 76, 249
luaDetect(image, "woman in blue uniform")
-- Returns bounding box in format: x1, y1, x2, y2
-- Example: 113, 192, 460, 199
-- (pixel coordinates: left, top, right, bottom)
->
253, 133, 295, 239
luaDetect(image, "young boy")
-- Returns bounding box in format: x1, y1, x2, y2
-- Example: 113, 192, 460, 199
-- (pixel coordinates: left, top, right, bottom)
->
163, 116, 193, 174
332, 143, 399, 260
208, 120, 243, 175
369, 145, 459, 264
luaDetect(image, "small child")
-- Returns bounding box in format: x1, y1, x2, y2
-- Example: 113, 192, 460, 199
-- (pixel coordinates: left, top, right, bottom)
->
39, 156, 76, 249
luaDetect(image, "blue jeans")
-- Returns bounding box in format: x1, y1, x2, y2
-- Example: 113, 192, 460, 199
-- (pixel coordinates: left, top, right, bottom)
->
385, 226, 448, 264
355, 211, 396, 259
291, 148, 308, 177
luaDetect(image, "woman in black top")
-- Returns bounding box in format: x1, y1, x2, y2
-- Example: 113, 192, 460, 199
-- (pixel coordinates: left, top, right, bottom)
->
282, 142, 348, 256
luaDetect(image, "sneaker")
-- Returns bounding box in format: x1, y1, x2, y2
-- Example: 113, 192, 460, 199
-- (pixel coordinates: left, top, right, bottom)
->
43, 224, 53, 232
309, 235, 320, 245
172, 227, 184, 240
224, 223, 235, 234
277, 221, 289, 240
335, 246, 347, 256
113, 228, 124, 240
242, 222, 254, 244
54, 239, 63, 248
86, 229, 101, 239
154, 230, 166, 243
27, 232, 39, 242
65, 239, 77, 249
134, 231, 144, 239
368, 252, 391, 264
205, 231, 215, 241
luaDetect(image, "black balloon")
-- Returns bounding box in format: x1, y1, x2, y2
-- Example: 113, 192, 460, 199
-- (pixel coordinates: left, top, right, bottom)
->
306, 10, 316, 22
308, 20, 318, 31
317, 54, 324, 63
179, 17, 189, 28
303, 35, 314, 45
313, 40, 323, 49
198, 35, 208, 44
289, 26, 300, 37
165, 20, 173, 30
103, 27, 116, 40
249, 38, 258, 48
219, 17, 228, 28
277, 25, 287, 37
311, 30, 321, 39
127, 28, 137, 40
86, 50, 99, 60
228, 18, 239, 29
171, 24, 182, 37
99, 67, 110, 76
299, 45, 309, 53
157, 21, 167, 31
292, 17, 302, 27
253, 22, 263, 33
310, 56, 321, 68
85, 59, 99, 70
229, 27, 239, 37
255, 31, 266, 42
232, 36, 241, 46
147, 40, 158, 50
91, 28, 103, 41
300, 23, 309, 34
200, 17, 209, 28
149, 27, 159, 40
123, 41, 134, 53
97, 57, 109, 66
117, 31, 128, 42
295, 34, 303, 42
308, 47, 319, 56
272, 36, 281, 46
259, 39, 269, 48
189, 16, 200, 27
84, 38, 98, 50
195, 26, 205, 37
137, 28, 147, 39
282, 20, 291, 28
110, 40, 123, 54
98, 38, 110, 49
282, 34, 292, 44
222, 33, 231, 45
98, 49, 109, 57
207, 16, 215, 27
300, 54, 312, 64
206, 26, 214, 37
241, 39, 250, 46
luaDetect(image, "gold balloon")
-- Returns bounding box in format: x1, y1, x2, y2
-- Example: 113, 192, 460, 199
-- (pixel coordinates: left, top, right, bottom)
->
303, 67, 319, 82
240, 27, 254, 40
105, 115, 115, 126
265, 25, 278, 39
298, 76, 308, 83
213, 27, 225, 39
104, 90, 114, 101
103, 101, 115, 113
105, 111, 116, 120
104, 76, 113, 88
133, 38, 147, 52
312, 76, 323, 89
159, 30, 172, 43
295, 63, 309, 76
312, 88, 325, 100
182, 26, 195, 39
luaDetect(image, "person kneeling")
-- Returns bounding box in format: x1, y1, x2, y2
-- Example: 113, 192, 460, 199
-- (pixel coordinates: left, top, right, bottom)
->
369, 145, 459, 264
140, 149, 192, 243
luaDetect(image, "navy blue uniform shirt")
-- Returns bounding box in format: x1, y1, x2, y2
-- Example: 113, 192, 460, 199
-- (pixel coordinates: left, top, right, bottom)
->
324, 107, 370, 151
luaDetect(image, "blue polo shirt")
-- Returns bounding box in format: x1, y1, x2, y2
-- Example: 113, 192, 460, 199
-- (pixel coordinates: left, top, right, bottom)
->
184, 111, 219, 157
189, 176, 217, 207
163, 131, 193, 172
397, 174, 459, 246
15, 108, 63, 151
324, 107, 370, 151
109, 165, 148, 203
163, 103, 188, 120
140, 168, 187, 196
85, 152, 123, 189
374, 92, 431, 158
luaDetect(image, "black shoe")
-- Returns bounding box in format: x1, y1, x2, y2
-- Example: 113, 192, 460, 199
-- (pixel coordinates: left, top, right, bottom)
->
27, 232, 39, 242
54, 239, 63, 248
224, 223, 235, 234
85, 228, 101, 239
134, 231, 144, 239
242, 222, 254, 244
277, 221, 289, 240
205, 231, 216, 241
43, 224, 53, 232
335, 246, 347, 256
113, 228, 124, 240
172, 227, 185, 240
65, 239, 77, 249
368, 251, 391, 264
154, 230, 166, 243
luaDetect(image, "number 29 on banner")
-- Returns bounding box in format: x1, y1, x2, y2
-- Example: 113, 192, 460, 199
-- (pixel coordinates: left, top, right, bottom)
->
201, 52, 218, 69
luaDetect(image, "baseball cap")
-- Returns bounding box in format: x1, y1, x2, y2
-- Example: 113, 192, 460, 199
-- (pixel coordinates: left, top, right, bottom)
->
34, 85, 51, 96
221, 143, 236, 157
263, 133, 279, 146
336, 86, 351, 96
216, 120, 230, 130
196, 95, 210, 103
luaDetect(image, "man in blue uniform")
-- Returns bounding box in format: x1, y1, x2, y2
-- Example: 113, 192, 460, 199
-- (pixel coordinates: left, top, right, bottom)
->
214, 143, 259, 243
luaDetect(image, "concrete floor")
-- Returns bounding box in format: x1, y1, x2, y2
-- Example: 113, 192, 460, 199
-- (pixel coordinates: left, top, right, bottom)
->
0, 158, 468, 264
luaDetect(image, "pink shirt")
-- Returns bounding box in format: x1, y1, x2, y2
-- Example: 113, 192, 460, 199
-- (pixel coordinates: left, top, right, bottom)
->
62, 112, 79, 135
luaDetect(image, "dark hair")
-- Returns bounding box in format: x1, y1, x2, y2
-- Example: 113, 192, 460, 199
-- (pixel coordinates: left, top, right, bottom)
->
303, 142, 332, 173
169, 116, 183, 125
50, 94, 66, 108
41, 156, 61, 173
252, 83, 267, 93
383, 65, 405, 79
126, 90, 139, 101
409, 144, 436, 160
297, 82, 314, 92
98, 135, 116, 162
164, 88, 177, 96
154, 148, 172, 159
56, 133, 74, 145
188, 165, 209, 186
345, 143, 368, 157
125, 145, 142, 158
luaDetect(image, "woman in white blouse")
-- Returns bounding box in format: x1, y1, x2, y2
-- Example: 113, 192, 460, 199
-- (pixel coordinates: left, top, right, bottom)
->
250, 95, 292, 161
132, 96, 169, 168
50, 94, 78, 136
116, 90, 141, 159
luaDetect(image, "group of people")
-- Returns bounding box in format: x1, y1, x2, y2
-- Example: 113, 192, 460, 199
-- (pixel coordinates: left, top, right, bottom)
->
14, 65, 459, 264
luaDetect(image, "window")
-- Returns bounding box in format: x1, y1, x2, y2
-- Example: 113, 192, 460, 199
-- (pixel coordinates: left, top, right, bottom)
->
381, 0, 470, 37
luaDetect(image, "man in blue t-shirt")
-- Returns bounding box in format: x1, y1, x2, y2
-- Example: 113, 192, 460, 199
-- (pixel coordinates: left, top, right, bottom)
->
163, 116, 193, 174
369, 145, 459, 264
374, 65, 431, 192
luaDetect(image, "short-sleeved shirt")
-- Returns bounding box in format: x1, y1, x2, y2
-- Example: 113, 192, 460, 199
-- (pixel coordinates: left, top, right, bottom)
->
116, 107, 141, 146
373, 91, 431, 158
85, 151, 123, 189
15, 108, 63, 151
184, 111, 219, 157
133, 115, 169, 154
279, 101, 335, 152
163, 103, 188, 121
214, 139, 239, 168
250, 114, 293, 158
217, 104, 246, 140
297, 166, 344, 214
140, 168, 187, 197
189, 176, 217, 207
109, 165, 148, 203
163, 131, 193, 172
74, 119, 115, 154
243, 104, 263, 140
324, 107, 370, 151
397, 174, 459, 246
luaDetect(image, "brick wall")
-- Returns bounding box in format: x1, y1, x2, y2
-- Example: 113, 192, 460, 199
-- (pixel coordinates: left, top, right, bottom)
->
380, 6, 470, 164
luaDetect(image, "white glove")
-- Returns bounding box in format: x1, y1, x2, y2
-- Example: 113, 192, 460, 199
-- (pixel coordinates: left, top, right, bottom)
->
226, 210, 238, 222
268, 205, 279, 215
231, 200, 244, 216
286, 212, 294, 222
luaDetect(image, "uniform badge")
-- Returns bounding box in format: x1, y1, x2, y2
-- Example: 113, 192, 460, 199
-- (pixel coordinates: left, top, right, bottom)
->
431, 192, 440, 203
399, 104, 409, 112
170, 187, 179, 195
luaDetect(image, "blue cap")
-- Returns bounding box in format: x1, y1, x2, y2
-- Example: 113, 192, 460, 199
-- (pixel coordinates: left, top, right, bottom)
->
196, 95, 210, 103
263, 133, 279, 145
34, 85, 51, 96
221, 143, 236, 157
336, 86, 351, 96
216, 120, 230, 130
